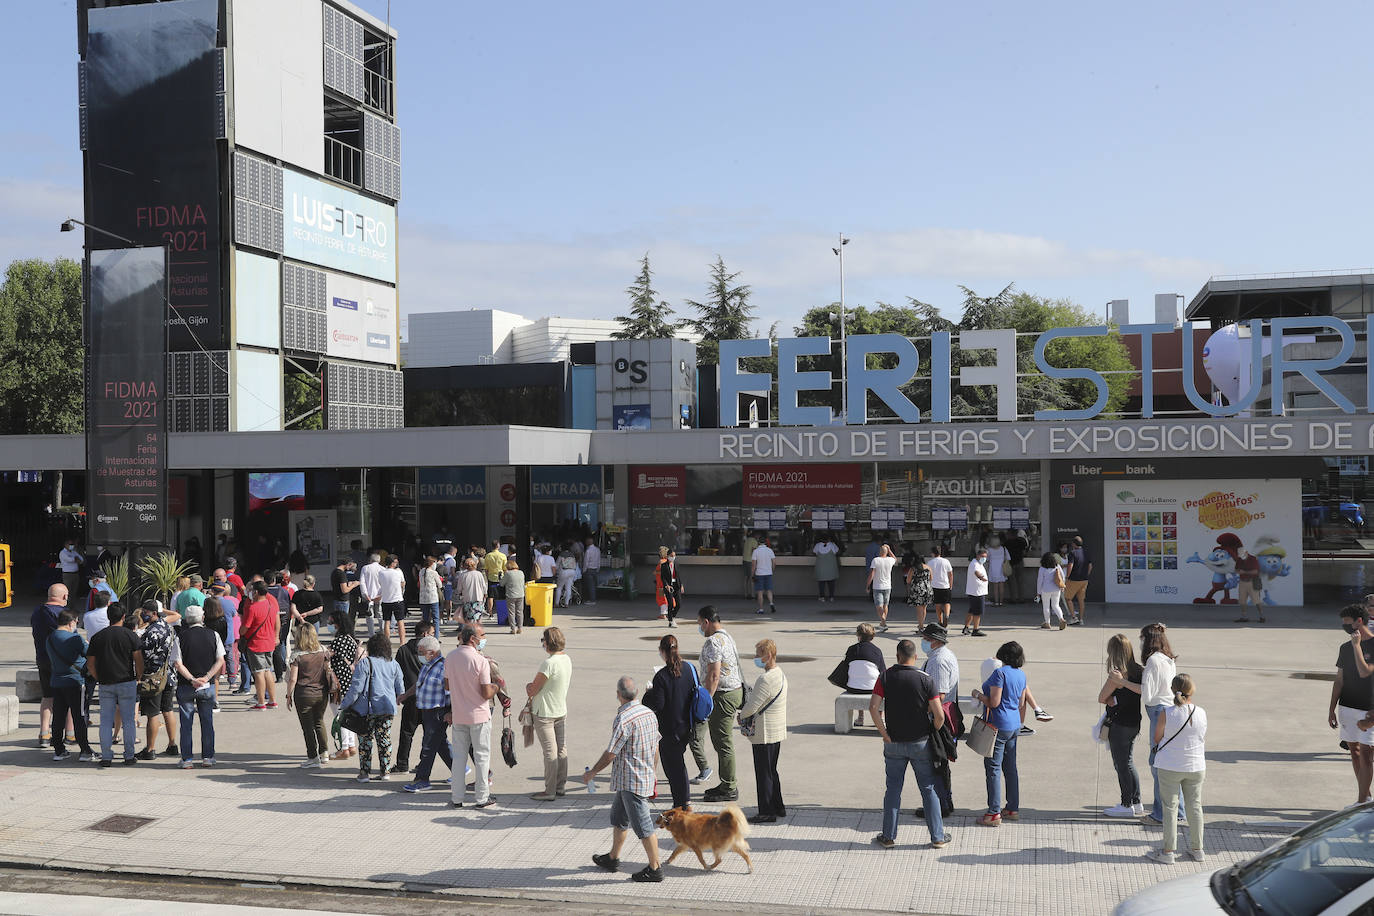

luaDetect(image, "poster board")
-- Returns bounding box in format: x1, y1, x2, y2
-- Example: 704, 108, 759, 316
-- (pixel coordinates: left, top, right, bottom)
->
1103, 479, 1301, 605
289, 509, 337, 587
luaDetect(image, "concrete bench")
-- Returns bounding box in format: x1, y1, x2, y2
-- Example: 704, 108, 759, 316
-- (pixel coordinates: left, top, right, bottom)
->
15, 668, 42, 702
0, 694, 17, 735
834, 693, 873, 734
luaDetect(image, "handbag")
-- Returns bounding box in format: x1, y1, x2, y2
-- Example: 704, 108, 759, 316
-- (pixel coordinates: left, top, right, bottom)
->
827, 659, 849, 690
519, 701, 535, 748
965, 715, 997, 757
338, 657, 373, 734
688, 662, 715, 724
739, 676, 785, 738
1001, 559, 1013, 577
501, 716, 518, 768
137, 663, 169, 700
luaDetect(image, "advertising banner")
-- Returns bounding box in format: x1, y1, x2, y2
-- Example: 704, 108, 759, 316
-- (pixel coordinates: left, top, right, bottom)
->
418, 467, 486, 503
85, 0, 223, 350
613, 404, 652, 431
86, 248, 168, 545
284, 171, 396, 283
631, 465, 685, 505
325, 271, 398, 364
532, 466, 603, 502
1104, 478, 1302, 605
743, 464, 862, 506
288, 509, 336, 585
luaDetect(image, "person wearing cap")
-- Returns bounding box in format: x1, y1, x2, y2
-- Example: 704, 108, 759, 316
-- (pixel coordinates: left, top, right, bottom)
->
963, 548, 990, 637
86, 571, 118, 614
137, 600, 181, 760
920, 623, 960, 818
224, 558, 247, 599
174, 574, 207, 615
172, 604, 225, 768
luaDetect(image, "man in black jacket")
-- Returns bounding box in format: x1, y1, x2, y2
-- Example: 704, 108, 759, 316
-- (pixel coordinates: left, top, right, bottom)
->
392, 620, 433, 773
173, 604, 225, 768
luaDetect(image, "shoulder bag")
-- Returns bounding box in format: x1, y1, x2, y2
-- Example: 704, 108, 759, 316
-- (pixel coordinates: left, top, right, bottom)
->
965, 713, 997, 757
687, 661, 714, 724
827, 658, 850, 690
739, 676, 786, 738
501, 712, 518, 768
1150, 705, 1196, 755
338, 658, 373, 734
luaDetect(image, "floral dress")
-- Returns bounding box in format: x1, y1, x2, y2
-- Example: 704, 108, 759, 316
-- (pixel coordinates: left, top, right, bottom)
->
907, 563, 933, 607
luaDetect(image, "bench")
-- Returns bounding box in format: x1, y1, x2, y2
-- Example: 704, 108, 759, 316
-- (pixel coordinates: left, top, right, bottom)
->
15, 668, 42, 703
834, 693, 873, 734
0, 694, 17, 735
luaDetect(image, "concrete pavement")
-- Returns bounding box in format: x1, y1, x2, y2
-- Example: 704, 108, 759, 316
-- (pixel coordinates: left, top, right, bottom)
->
0, 592, 1359, 914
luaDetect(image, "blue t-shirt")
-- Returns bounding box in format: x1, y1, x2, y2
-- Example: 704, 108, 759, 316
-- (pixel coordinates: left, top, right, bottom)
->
982, 665, 1027, 732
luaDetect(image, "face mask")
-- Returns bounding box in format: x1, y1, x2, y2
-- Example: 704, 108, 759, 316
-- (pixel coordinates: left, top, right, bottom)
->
754, 657, 766, 669
698, 625, 706, 637
921, 639, 933, 656
1344, 623, 1357, 634
476, 637, 487, 650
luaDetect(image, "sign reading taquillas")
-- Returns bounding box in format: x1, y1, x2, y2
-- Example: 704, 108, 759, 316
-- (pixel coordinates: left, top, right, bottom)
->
1103, 478, 1301, 605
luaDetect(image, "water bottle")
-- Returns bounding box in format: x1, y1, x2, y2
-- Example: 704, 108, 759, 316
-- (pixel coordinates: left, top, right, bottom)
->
585, 766, 597, 794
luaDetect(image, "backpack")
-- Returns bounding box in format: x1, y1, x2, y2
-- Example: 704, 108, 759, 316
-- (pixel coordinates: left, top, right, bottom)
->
687, 662, 714, 724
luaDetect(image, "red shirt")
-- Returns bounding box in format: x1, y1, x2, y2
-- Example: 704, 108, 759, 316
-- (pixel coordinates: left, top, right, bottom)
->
226, 573, 246, 597
239, 596, 279, 653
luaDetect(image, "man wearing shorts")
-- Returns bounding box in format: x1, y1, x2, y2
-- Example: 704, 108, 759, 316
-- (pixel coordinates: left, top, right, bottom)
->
30, 585, 67, 748
1331, 605, 1374, 804
963, 547, 989, 637
238, 581, 279, 709
928, 546, 953, 627
585, 675, 663, 883
752, 536, 777, 615
379, 555, 408, 643
1064, 536, 1092, 625
482, 542, 507, 615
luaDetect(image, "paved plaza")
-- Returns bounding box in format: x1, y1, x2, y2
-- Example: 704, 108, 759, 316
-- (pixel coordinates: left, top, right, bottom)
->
0, 592, 1359, 914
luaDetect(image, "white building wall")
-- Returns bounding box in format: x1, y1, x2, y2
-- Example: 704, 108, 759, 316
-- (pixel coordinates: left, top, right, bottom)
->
511, 316, 622, 363
402, 309, 534, 367
229, 0, 324, 173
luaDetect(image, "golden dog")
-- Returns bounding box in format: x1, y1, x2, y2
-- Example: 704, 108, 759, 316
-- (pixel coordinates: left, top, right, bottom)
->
655, 805, 752, 873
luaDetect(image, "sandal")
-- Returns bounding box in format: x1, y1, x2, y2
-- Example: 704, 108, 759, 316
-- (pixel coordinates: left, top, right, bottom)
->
1001, 808, 1020, 821
977, 813, 1001, 827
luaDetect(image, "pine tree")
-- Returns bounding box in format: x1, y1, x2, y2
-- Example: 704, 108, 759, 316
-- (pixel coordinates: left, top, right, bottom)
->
612, 254, 678, 339
685, 256, 755, 365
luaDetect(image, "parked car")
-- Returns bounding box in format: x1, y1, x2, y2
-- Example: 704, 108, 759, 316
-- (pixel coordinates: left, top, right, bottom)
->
1114, 803, 1374, 915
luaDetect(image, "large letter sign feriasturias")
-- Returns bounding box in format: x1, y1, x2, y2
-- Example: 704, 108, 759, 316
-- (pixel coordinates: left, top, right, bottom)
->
87, 248, 169, 545
720, 319, 1374, 427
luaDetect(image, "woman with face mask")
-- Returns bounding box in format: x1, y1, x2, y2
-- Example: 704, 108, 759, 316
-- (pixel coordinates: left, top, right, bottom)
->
736, 638, 788, 824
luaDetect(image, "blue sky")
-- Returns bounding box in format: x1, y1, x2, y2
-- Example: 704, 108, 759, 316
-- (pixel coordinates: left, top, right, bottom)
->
6, 1, 1374, 337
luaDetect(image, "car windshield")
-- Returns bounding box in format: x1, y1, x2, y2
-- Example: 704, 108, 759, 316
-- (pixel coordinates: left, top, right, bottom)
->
1228, 806, 1374, 915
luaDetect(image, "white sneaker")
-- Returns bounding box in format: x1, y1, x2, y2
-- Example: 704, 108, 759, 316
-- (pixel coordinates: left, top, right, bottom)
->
178, 759, 194, 769
300, 758, 317, 767
1103, 804, 1135, 817
1132, 803, 1146, 816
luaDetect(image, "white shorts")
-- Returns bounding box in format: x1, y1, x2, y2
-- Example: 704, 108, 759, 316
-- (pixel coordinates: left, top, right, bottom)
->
1337, 704, 1374, 745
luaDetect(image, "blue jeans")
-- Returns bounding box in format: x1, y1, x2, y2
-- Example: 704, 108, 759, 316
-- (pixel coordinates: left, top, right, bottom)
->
883, 738, 947, 843
420, 603, 440, 628
99, 680, 138, 762
984, 726, 1019, 815
1147, 704, 1184, 819
414, 707, 454, 782
176, 683, 216, 761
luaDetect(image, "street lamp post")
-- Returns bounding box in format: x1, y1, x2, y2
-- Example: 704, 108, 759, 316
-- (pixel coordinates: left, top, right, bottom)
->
60, 217, 135, 246
832, 234, 849, 424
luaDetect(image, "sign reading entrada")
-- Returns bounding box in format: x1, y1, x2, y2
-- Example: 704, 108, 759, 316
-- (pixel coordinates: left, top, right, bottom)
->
718, 317, 1362, 427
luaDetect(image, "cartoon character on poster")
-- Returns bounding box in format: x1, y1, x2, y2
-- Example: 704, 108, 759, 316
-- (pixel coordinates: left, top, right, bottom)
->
1187, 532, 1242, 604
1252, 535, 1292, 606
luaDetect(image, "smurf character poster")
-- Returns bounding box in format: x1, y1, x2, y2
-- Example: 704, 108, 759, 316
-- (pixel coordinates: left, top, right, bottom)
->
1104, 479, 1302, 605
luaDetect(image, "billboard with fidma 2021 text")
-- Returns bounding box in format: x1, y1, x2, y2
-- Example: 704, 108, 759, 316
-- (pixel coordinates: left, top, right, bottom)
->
1103, 478, 1301, 606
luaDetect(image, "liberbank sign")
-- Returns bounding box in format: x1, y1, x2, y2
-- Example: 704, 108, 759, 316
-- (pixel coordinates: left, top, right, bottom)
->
719, 317, 1367, 426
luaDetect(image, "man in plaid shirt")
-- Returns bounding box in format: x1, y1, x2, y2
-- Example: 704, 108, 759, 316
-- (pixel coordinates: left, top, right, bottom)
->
401, 636, 454, 793
583, 676, 664, 882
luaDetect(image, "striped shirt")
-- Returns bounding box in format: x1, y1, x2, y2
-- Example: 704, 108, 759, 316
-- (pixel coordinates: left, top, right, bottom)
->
414, 656, 448, 710
607, 700, 660, 796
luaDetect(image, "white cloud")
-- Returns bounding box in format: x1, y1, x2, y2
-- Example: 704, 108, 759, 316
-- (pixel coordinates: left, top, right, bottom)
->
397, 222, 1227, 335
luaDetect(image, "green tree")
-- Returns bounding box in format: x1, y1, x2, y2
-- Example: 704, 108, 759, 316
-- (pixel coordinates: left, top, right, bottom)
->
954, 285, 1133, 419
685, 256, 756, 365
284, 369, 324, 430
612, 254, 678, 340
0, 258, 84, 434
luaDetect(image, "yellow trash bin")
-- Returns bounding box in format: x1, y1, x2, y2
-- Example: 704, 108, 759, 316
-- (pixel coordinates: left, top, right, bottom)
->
526, 582, 555, 627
